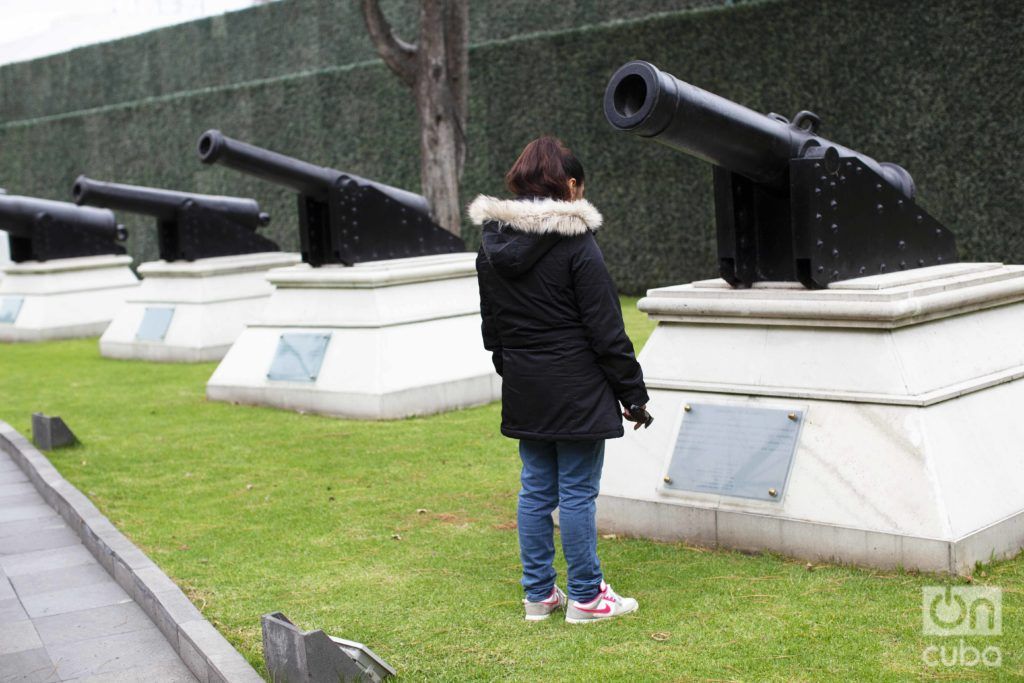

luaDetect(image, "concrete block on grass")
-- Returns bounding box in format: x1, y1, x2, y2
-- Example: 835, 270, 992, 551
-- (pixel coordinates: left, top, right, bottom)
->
30, 414, 77, 450
262, 612, 395, 682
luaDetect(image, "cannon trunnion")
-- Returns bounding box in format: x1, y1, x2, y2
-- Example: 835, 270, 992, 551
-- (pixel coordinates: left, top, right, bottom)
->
604, 60, 957, 289
196, 130, 465, 267
73, 176, 278, 262
0, 194, 126, 262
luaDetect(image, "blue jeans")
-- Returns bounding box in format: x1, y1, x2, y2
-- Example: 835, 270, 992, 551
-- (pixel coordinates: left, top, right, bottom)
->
518, 439, 605, 603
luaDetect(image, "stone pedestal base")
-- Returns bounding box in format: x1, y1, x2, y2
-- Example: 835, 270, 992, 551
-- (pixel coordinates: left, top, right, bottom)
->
0, 255, 138, 342
99, 252, 300, 362
600, 263, 1024, 574
0, 230, 10, 267
206, 253, 501, 419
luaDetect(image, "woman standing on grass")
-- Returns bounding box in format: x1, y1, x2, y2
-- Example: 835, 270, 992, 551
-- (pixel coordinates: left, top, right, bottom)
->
469, 136, 652, 624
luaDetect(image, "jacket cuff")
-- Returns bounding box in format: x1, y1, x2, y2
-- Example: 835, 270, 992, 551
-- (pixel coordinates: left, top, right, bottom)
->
619, 388, 650, 409
618, 395, 651, 411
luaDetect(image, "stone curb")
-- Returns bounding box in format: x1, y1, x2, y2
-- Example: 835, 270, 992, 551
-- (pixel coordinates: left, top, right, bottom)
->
0, 421, 263, 683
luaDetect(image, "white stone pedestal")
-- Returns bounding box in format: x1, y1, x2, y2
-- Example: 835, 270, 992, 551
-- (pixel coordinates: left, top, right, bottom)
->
99, 252, 300, 362
600, 263, 1024, 574
206, 253, 501, 419
0, 255, 139, 342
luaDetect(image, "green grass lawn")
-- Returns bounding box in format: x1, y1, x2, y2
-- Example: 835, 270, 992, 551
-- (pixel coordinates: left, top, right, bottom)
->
0, 296, 1019, 681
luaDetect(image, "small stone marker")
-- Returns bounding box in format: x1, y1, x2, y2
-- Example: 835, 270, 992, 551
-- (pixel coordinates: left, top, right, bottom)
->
31, 413, 78, 449
261, 612, 396, 682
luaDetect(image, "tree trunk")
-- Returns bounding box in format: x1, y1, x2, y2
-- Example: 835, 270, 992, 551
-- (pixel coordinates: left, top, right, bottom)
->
359, 0, 468, 237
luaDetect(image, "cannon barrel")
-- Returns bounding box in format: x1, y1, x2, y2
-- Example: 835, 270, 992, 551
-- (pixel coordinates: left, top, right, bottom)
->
72, 175, 270, 228
197, 129, 431, 214
604, 60, 915, 198
0, 194, 125, 241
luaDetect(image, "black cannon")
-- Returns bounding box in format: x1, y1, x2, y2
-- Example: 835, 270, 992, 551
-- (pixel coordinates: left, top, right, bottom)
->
196, 130, 464, 267
0, 193, 126, 262
72, 176, 279, 262
604, 61, 957, 289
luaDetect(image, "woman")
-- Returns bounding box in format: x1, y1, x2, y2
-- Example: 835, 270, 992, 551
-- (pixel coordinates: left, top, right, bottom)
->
469, 136, 652, 624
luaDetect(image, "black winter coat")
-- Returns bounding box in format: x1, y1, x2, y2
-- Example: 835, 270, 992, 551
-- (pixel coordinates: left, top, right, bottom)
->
470, 195, 649, 441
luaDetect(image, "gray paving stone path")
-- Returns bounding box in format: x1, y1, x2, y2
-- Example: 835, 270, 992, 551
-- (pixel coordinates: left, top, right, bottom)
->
0, 450, 198, 682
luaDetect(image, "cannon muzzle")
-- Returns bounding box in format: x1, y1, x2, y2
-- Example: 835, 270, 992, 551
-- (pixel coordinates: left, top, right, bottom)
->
197, 130, 431, 214
73, 175, 268, 229
604, 60, 914, 198
198, 129, 337, 200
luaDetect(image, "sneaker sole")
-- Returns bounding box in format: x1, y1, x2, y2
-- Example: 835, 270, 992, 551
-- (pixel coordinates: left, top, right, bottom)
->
565, 604, 639, 624
525, 603, 565, 621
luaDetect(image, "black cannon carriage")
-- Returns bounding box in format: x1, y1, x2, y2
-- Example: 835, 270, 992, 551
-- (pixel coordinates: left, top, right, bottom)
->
72, 176, 279, 262
604, 60, 957, 289
0, 193, 126, 262
196, 130, 464, 267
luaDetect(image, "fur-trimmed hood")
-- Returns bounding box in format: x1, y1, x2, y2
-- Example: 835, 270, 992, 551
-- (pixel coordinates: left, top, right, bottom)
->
470, 195, 604, 278
468, 195, 603, 235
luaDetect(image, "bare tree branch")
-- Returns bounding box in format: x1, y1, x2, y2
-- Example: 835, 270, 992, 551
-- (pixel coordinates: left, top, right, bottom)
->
359, 0, 417, 88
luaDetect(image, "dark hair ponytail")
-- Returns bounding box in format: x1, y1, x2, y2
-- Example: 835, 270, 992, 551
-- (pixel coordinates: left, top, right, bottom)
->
504, 136, 585, 201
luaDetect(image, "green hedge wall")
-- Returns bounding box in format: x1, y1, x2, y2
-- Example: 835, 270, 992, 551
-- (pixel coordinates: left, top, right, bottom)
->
0, 0, 738, 123
1, 0, 1022, 293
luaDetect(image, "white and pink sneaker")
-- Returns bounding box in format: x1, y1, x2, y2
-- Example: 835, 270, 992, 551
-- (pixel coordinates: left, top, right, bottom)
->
523, 586, 567, 621
565, 582, 638, 624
